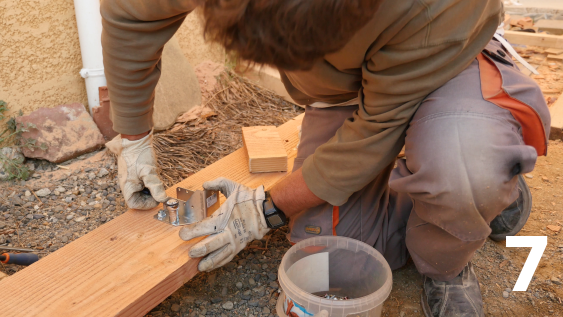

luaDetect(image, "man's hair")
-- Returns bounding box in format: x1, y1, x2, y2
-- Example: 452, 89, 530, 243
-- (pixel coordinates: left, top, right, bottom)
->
200, 0, 380, 71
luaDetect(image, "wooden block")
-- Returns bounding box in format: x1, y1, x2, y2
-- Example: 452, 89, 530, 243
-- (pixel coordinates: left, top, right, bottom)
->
547, 54, 563, 60
0, 114, 303, 317
536, 20, 563, 36
242, 126, 288, 173
550, 93, 563, 141
545, 48, 563, 55
504, 31, 563, 49
0, 271, 8, 281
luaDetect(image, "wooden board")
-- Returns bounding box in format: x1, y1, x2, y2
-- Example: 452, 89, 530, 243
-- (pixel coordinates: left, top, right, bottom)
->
550, 93, 563, 141
0, 114, 303, 317
547, 54, 563, 60
504, 31, 563, 49
242, 126, 288, 173
546, 48, 563, 55
238, 65, 298, 106
536, 20, 563, 35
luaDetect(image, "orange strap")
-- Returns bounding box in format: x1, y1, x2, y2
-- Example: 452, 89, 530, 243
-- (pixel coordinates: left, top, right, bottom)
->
476, 53, 547, 156
332, 206, 339, 236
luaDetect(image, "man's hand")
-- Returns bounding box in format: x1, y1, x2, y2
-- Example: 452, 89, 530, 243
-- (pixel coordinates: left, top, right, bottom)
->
179, 178, 269, 272
106, 130, 167, 210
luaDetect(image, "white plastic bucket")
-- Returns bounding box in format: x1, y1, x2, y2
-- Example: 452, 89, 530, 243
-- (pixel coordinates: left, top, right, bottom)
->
277, 236, 392, 317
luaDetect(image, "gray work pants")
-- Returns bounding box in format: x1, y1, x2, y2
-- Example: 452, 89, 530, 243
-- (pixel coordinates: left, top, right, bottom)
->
289, 40, 550, 281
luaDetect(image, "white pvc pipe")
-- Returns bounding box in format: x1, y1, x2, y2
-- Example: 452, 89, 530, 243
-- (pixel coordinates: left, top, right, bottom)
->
74, 0, 107, 114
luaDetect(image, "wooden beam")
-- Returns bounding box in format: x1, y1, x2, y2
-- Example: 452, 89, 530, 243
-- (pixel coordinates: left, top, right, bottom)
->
0, 114, 304, 317
550, 93, 563, 141
536, 20, 563, 36
504, 30, 563, 48
237, 65, 298, 106
242, 126, 288, 173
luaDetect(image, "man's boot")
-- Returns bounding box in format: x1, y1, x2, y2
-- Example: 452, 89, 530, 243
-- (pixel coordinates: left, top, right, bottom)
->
489, 174, 532, 241
421, 263, 484, 317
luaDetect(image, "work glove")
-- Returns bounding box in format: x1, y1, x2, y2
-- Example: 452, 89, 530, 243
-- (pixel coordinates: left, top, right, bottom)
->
105, 131, 167, 210
179, 177, 270, 272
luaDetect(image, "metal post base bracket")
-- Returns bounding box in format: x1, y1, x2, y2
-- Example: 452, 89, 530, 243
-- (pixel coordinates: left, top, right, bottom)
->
154, 187, 220, 226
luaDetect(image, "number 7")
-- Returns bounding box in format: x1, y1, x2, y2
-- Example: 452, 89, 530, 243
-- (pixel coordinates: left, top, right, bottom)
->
506, 236, 547, 291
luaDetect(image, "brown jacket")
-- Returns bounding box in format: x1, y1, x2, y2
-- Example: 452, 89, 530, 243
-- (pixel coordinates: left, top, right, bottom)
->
101, 0, 502, 206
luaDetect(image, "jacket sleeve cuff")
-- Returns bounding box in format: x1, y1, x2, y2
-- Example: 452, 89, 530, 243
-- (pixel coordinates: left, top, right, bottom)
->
111, 106, 154, 135
301, 155, 351, 206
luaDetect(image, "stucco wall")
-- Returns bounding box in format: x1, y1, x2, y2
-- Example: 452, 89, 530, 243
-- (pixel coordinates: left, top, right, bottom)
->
0, 0, 223, 119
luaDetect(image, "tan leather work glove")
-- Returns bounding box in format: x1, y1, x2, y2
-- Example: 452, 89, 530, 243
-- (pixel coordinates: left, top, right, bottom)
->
106, 131, 167, 210
179, 178, 270, 272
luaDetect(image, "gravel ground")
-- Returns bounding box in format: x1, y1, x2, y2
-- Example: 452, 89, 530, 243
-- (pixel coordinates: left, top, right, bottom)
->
1, 142, 562, 317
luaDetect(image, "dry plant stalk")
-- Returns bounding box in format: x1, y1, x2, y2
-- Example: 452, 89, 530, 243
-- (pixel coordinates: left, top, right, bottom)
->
153, 70, 303, 187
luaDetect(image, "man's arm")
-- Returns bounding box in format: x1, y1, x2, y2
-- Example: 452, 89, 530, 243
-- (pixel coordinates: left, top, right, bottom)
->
269, 168, 324, 218
101, 0, 198, 135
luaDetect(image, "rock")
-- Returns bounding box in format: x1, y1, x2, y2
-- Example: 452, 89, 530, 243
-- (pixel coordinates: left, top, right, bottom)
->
221, 301, 234, 310
262, 307, 270, 314
249, 278, 256, 286
0, 147, 25, 181
15, 103, 105, 163
503, 291, 509, 298
88, 172, 96, 180
74, 216, 85, 222
32, 214, 44, 219
55, 186, 66, 193
35, 188, 51, 197
66, 214, 74, 220
236, 282, 243, 289
547, 225, 561, 233
25, 190, 31, 197
248, 300, 259, 307
171, 304, 180, 312
267, 273, 277, 281
541, 176, 549, 182
65, 196, 73, 203
97, 168, 109, 178
551, 277, 562, 285
0, 221, 6, 229
525, 173, 533, 179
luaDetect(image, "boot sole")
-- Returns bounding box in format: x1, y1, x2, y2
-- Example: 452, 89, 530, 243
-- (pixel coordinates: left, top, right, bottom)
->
489, 174, 532, 242
421, 290, 432, 317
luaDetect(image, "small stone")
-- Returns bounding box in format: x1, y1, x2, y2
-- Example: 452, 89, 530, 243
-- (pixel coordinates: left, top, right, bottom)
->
551, 277, 562, 285
221, 301, 234, 310
262, 264, 268, 270
66, 214, 74, 220
56, 186, 66, 193
269, 281, 278, 289
262, 307, 270, 314
74, 216, 85, 222
525, 173, 533, 179
236, 282, 243, 289
35, 188, 51, 197
541, 176, 549, 182
25, 190, 31, 197
61, 236, 69, 243
221, 286, 228, 296
503, 291, 509, 298
65, 196, 73, 203
88, 172, 96, 180
32, 214, 44, 219
249, 278, 256, 286
211, 297, 222, 304
248, 300, 259, 307
268, 273, 277, 281
171, 304, 180, 312
97, 168, 109, 178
